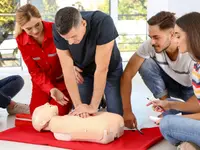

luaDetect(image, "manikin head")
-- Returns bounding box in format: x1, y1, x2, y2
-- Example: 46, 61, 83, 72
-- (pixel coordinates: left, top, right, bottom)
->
32, 103, 58, 131
147, 11, 177, 53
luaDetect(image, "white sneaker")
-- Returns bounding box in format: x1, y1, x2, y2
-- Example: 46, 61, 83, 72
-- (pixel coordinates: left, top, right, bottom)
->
177, 142, 200, 150
7, 102, 30, 115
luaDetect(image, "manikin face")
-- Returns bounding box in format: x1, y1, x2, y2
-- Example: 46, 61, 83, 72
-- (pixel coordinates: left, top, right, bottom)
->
21, 17, 43, 39
60, 20, 86, 45
174, 24, 188, 53
148, 25, 174, 53
32, 103, 58, 131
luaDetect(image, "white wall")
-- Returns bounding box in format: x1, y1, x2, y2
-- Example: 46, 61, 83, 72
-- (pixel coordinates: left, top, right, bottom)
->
169, 0, 200, 17
147, 0, 169, 19
147, 0, 200, 19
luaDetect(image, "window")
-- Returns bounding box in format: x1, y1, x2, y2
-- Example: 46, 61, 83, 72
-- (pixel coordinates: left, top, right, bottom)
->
117, 0, 147, 51
31, 0, 110, 22
118, 0, 147, 20
0, 0, 148, 68
0, 0, 20, 67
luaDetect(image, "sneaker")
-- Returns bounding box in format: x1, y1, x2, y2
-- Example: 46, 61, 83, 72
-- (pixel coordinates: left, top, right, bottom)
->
177, 142, 200, 150
7, 102, 30, 115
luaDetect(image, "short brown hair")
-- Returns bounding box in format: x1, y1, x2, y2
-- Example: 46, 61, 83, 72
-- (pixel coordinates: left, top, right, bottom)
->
176, 12, 200, 60
147, 11, 176, 30
55, 7, 82, 35
14, 4, 41, 37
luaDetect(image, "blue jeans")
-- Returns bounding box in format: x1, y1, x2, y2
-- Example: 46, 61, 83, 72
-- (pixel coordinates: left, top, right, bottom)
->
139, 58, 194, 115
78, 62, 123, 116
0, 75, 24, 108
160, 115, 200, 146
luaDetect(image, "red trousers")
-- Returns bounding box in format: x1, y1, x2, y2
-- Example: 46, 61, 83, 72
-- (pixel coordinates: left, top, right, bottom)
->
30, 81, 72, 116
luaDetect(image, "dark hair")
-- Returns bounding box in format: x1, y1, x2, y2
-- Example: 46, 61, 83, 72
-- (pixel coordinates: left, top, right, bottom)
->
176, 12, 200, 60
55, 7, 81, 35
147, 11, 176, 30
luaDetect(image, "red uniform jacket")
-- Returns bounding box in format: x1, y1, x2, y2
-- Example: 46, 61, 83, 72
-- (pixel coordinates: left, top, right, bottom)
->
16, 21, 65, 94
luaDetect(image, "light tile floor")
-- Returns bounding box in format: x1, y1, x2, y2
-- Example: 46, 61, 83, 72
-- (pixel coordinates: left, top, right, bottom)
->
0, 67, 176, 150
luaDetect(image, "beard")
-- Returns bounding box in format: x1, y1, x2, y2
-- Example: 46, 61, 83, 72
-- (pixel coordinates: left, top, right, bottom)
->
152, 41, 171, 53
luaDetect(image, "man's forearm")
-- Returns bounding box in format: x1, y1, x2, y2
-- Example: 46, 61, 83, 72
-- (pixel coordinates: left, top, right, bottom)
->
183, 112, 200, 120
120, 75, 132, 112
63, 67, 82, 107
169, 95, 200, 113
90, 69, 107, 109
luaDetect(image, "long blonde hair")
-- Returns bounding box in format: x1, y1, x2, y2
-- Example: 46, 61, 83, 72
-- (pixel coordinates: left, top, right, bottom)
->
14, 4, 41, 38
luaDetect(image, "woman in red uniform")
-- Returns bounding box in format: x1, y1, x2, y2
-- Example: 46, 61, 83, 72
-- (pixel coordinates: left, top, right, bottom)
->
14, 4, 72, 115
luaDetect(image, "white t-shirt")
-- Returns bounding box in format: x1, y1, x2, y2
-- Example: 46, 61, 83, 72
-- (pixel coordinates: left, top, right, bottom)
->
136, 40, 194, 87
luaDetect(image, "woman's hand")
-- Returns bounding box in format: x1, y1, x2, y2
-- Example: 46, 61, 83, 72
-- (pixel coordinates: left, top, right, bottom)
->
147, 100, 170, 112
50, 88, 69, 105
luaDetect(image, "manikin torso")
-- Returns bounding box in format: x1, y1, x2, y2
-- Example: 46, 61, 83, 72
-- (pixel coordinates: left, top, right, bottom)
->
32, 103, 124, 144
50, 112, 124, 143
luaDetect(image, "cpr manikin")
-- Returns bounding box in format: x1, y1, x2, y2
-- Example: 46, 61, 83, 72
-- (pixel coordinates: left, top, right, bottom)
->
32, 103, 124, 144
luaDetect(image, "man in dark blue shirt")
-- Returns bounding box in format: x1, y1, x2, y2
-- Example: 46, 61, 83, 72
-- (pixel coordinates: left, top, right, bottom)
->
53, 7, 123, 117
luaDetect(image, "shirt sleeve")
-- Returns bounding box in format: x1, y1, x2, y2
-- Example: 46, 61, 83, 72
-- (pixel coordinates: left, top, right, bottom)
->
16, 40, 54, 94
189, 60, 195, 81
96, 16, 119, 45
136, 40, 154, 59
52, 24, 69, 50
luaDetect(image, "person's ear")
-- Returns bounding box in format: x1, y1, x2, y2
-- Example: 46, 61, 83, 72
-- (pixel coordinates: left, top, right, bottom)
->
82, 20, 87, 27
170, 29, 175, 38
